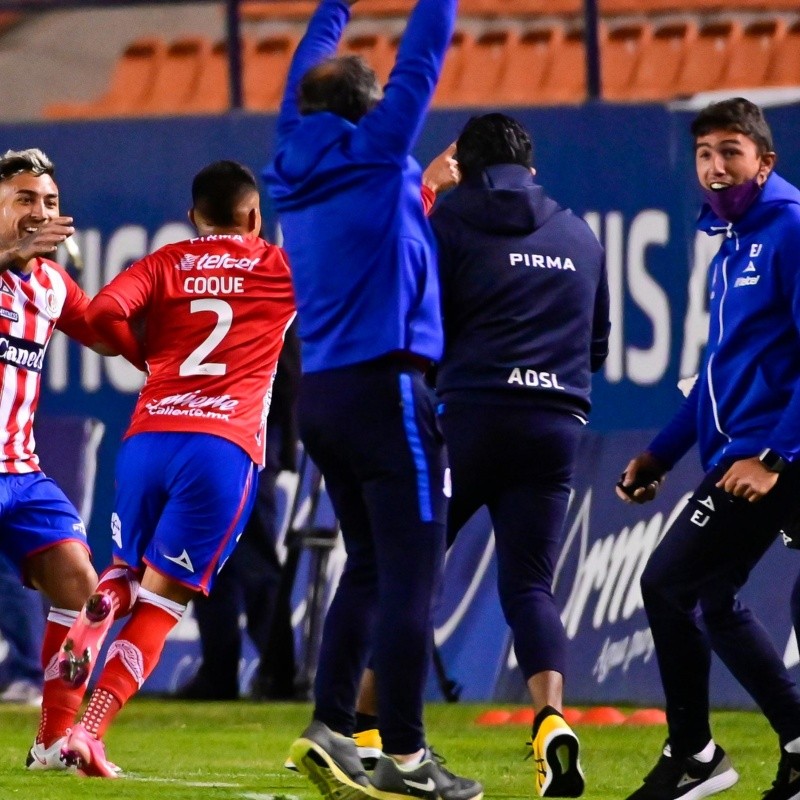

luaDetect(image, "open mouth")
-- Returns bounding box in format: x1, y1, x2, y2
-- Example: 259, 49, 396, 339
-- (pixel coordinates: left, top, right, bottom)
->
709, 182, 730, 191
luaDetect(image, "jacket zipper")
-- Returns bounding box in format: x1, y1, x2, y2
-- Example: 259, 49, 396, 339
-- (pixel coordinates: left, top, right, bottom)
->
706, 251, 732, 444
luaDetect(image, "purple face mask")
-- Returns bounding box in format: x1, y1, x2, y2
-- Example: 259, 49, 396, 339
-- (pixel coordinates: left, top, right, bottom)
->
701, 176, 762, 223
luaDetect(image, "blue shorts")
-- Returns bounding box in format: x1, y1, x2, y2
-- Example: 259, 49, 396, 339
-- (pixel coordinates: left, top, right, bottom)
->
112, 432, 257, 595
0, 472, 89, 583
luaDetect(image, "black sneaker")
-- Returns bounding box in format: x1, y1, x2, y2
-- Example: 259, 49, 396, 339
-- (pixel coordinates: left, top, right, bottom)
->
763, 750, 800, 800
367, 749, 483, 800
289, 720, 371, 800
626, 745, 738, 800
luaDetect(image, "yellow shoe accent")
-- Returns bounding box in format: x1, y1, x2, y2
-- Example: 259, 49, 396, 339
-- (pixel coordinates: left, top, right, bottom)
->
353, 729, 382, 771
531, 713, 585, 797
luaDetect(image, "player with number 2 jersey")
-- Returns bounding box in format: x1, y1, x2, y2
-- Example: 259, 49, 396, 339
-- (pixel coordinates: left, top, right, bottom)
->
57, 162, 295, 777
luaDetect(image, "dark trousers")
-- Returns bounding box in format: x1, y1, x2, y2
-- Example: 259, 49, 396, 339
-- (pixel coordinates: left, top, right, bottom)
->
641, 460, 800, 756
442, 402, 583, 679
299, 361, 446, 754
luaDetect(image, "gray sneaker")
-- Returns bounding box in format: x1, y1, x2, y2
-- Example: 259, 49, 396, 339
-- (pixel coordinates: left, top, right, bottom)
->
289, 720, 371, 800
368, 749, 483, 800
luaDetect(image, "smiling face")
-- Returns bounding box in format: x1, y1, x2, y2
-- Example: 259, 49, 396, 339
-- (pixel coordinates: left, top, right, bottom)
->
0, 171, 60, 264
694, 129, 776, 191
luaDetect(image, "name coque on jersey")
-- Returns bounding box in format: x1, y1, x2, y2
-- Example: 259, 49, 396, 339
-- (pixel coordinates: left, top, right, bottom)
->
177, 236, 257, 296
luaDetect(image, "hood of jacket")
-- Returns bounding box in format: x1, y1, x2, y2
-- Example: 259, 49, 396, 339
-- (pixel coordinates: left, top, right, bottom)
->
440, 163, 563, 235
268, 113, 358, 200
697, 171, 800, 235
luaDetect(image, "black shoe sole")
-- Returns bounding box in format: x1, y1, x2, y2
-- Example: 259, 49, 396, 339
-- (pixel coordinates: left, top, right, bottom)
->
542, 733, 584, 798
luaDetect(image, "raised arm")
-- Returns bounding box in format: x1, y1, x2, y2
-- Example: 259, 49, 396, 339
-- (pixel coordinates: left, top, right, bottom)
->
355, 0, 458, 160
276, 0, 353, 140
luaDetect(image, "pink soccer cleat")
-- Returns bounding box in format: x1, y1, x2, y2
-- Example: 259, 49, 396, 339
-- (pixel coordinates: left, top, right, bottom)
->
58, 592, 115, 688
60, 724, 119, 779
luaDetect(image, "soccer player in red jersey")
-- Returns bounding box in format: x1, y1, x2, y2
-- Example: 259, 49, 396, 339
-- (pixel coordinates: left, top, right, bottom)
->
0, 148, 123, 771
58, 161, 296, 777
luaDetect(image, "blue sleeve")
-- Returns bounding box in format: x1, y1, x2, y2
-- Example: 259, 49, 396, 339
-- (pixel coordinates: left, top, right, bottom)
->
647, 379, 699, 470
353, 0, 457, 161
765, 214, 800, 461
276, 0, 351, 140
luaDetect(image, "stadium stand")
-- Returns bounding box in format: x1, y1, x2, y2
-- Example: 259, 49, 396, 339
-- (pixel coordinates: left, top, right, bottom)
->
718, 18, 786, 90
602, 22, 653, 101
138, 35, 212, 115
494, 25, 565, 106
39, 1, 800, 117
244, 33, 297, 111
44, 37, 167, 119
538, 25, 588, 104
672, 20, 743, 98
764, 17, 800, 86
622, 21, 698, 101
446, 30, 516, 107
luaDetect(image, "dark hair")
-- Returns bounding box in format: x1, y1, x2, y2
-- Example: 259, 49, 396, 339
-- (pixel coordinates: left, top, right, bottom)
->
0, 148, 54, 183
298, 55, 382, 124
191, 160, 257, 227
690, 97, 774, 154
455, 113, 534, 181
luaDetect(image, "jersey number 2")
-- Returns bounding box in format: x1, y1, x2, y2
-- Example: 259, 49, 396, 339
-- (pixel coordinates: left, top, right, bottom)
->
179, 299, 232, 376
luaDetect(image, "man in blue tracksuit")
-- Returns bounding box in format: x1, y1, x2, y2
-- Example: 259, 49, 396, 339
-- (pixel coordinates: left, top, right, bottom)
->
431, 113, 609, 798
264, 2, 482, 800
618, 98, 800, 800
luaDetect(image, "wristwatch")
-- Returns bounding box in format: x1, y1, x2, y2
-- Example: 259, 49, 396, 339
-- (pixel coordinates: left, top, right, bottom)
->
758, 448, 788, 473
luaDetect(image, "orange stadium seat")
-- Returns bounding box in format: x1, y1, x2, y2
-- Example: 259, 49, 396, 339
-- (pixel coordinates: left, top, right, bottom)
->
244, 33, 298, 112
625, 20, 697, 101
432, 31, 475, 107
602, 22, 652, 100
672, 20, 743, 98
764, 18, 800, 87
137, 36, 213, 115
538, 26, 588, 104
44, 37, 167, 119
183, 38, 259, 114
341, 33, 394, 86
719, 18, 786, 90
449, 29, 517, 107
495, 24, 565, 106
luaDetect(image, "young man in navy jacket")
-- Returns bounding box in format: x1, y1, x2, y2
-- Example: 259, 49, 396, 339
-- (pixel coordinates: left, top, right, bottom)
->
264, 2, 482, 800
431, 113, 609, 798
618, 97, 800, 800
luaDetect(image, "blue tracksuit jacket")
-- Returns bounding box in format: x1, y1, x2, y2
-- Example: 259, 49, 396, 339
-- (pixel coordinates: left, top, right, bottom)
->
264, 0, 455, 373
431, 164, 610, 416
649, 172, 800, 471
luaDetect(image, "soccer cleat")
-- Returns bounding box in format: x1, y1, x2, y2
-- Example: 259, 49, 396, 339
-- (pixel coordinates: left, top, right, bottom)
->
289, 720, 371, 800
531, 709, 585, 797
762, 749, 800, 800
60, 723, 119, 778
286, 728, 385, 772
368, 749, 483, 800
58, 592, 114, 688
625, 745, 738, 800
26, 737, 75, 771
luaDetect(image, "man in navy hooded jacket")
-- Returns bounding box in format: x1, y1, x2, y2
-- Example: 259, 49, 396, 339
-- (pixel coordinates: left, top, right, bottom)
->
431, 113, 609, 798
264, 3, 482, 800
618, 98, 800, 800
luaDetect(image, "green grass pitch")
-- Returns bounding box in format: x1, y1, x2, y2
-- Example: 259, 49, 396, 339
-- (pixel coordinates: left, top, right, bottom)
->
0, 700, 784, 800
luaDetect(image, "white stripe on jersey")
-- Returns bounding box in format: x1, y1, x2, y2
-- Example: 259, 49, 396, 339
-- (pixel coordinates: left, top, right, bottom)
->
0, 262, 65, 473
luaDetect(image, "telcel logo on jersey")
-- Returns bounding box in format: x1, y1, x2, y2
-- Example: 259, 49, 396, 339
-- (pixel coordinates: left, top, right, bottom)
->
176, 253, 258, 272
0, 334, 45, 373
